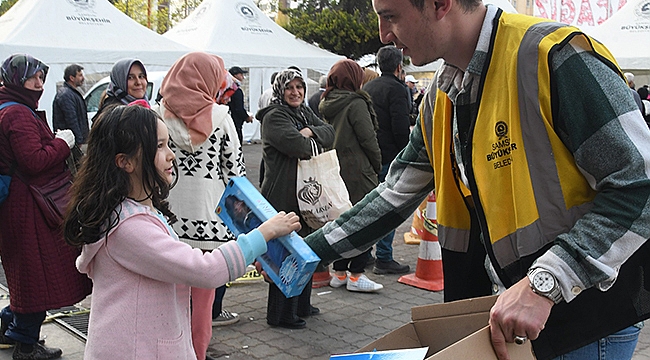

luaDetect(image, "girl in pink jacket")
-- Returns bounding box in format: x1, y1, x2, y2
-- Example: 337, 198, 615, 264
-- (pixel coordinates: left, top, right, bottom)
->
63, 104, 300, 360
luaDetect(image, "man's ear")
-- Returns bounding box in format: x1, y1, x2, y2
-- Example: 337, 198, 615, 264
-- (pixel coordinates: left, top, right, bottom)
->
433, 0, 452, 18
115, 153, 135, 173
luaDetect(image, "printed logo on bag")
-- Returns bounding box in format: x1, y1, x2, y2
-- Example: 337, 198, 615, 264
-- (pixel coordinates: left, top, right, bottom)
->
298, 177, 322, 205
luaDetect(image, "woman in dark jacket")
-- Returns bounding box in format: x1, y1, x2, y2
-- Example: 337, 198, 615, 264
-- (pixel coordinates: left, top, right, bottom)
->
318, 59, 383, 293
256, 68, 334, 329
0, 54, 92, 360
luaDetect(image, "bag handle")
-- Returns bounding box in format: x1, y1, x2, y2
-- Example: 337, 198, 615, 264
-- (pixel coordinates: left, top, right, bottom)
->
309, 138, 320, 157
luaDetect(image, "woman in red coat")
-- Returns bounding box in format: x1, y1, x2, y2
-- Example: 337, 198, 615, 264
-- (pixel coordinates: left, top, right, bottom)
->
0, 54, 91, 360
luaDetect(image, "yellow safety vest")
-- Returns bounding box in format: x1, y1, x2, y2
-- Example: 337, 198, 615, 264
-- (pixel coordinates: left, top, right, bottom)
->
421, 11, 622, 277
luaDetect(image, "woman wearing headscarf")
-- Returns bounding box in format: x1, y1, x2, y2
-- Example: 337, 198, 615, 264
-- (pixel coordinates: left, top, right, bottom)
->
362, 67, 380, 88
93, 58, 148, 122
155, 51, 245, 360
0, 54, 92, 360
318, 59, 383, 293
256, 68, 335, 329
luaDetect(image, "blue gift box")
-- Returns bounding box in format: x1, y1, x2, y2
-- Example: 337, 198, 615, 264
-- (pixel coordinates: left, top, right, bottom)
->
216, 177, 320, 298
331, 347, 428, 359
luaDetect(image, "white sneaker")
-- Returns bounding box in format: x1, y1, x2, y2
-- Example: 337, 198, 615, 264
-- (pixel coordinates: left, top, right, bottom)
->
329, 273, 348, 288
212, 310, 240, 326
346, 274, 383, 293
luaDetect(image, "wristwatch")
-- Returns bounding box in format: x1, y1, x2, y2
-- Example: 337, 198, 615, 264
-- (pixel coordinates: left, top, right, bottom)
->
527, 268, 563, 304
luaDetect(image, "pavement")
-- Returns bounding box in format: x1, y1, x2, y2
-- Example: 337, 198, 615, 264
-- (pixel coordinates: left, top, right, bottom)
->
0, 142, 648, 360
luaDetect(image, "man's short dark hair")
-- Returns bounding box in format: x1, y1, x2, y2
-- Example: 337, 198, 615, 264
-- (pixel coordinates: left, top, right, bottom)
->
409, 0, 480, 12
409, 0, 426, 10
377, 45, 403, 74
64, 64, 83, 82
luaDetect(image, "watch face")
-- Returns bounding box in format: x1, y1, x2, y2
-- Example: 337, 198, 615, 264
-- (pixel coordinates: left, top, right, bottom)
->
533, 271, 556, 292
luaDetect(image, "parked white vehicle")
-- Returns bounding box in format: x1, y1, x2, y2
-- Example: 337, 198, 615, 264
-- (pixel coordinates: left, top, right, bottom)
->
84, 71, 167, 122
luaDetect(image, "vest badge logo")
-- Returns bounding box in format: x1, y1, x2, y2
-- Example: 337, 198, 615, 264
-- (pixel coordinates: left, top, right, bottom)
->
495, 120, 508, 139
487, 120, 518, 169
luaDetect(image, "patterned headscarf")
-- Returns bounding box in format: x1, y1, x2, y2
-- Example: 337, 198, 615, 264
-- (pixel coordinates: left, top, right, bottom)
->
160, 51, 227, 145
217, 74, 238, 105
323, 59, 364, 99
271, 69, 305, 106
1, 54, 49, 87
106, 58, 148, 105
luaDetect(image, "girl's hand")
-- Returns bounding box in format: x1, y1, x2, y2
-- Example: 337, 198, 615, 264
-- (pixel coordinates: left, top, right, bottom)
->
257, 211, 301, 242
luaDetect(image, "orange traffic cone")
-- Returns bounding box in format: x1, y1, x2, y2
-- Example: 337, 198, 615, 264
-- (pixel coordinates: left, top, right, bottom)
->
311, 263, 332, 288
404, 198, 429, 245
398, 192, 444, 291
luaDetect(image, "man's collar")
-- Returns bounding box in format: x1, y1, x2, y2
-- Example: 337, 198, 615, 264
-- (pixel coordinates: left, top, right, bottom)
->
436, 5, 499, 92
64, 81, 84, 95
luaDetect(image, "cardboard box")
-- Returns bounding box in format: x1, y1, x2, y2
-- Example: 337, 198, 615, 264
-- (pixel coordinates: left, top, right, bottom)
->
215, 177, 320, 298
358, 296, 536, 360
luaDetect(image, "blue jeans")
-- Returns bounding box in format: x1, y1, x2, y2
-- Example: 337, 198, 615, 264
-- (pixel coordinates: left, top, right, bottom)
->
0, 306, 45, 344
376, 163, 394, 261
552, 323, 642, 360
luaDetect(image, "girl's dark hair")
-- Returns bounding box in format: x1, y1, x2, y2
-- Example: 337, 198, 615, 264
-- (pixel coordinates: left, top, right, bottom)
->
64, 105, 177, 247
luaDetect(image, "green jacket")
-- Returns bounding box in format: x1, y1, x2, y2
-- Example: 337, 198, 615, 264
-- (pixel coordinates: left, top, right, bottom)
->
319, 89, 381, 204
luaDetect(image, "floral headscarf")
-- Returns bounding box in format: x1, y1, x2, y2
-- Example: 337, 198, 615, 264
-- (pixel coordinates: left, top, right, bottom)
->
1, 54, 49, 87
106, 58, 148, 105
271, 69, 305, 106
323, 59, 364, 99
160, 51, 228, 145
217, 74, 238, 105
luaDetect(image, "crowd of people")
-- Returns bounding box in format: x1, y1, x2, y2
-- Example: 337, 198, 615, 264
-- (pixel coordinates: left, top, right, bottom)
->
1, 0, 650, 359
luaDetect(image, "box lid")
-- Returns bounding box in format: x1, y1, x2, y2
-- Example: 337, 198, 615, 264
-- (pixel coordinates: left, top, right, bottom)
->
410, 295, 498, 322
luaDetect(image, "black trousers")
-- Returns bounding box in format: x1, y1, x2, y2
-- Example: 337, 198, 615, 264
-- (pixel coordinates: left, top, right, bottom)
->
211, 285, 227, 318
332, 249, 371, 274
441, 211, 492, 302
266, 279, 312, 325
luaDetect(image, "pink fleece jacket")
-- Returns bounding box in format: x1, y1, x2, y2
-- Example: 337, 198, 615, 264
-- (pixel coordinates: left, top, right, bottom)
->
76, 199, 265, 359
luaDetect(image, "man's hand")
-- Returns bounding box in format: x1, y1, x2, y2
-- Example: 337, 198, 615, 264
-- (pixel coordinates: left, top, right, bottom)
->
246, 115, 253, 123
254, 261, 272, 283
489, 278, 553, 360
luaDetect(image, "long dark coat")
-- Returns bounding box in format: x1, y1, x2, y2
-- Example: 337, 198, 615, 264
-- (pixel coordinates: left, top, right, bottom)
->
318, 89, 381, 204
257, 103, 334, 237
0, 89, 91, 313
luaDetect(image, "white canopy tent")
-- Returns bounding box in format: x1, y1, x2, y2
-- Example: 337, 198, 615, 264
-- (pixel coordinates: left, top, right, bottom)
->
0, 0, 192, 121
164, 0, 345, 141
586, 0, 650, 83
